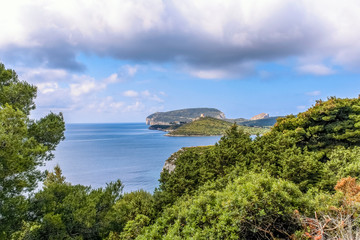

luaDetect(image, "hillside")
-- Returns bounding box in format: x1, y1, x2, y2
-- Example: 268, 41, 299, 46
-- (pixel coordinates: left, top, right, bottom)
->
146, 108, 225, 125
237, 116, 279, 127
167, 117, 270, 136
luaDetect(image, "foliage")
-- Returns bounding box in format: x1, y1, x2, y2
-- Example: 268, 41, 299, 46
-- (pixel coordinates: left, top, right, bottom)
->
0, 63, 65, 238
12, 167, 124, 239
296, 177, 360, 239
167, 117, 233, 136
0, 63, 37, 115
318, 146, 360, 191
105, 190, 155, 235
139, 173, 309, 239
167, 117, 269, 136
272, 97, 360, 151
119, 214, 151, 240
155, 126, 254, 207
150, 97, 360, 239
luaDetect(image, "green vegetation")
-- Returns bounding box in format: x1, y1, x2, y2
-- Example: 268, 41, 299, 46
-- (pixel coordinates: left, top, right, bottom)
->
2, 62, 360, 239
167, 117, 232, 136
0, 63, 65, 238
167, 117, 269, 136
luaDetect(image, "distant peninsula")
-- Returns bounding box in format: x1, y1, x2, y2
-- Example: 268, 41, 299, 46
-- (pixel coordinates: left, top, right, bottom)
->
146, 108, 278, 136
146, 108, 225, 126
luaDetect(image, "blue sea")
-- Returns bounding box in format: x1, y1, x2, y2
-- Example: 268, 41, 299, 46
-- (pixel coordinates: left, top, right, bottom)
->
45, 123, 221, 193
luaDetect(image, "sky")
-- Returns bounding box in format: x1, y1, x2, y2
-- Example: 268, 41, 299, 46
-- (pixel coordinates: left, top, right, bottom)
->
1, 0, 360, 123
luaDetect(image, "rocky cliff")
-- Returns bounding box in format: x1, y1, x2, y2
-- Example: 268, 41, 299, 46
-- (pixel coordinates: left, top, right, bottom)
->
250, 113, 269, 120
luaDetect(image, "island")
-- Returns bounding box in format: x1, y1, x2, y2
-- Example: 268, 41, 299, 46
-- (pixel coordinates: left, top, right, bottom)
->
146, 108, 276, 136
146, 108, 225, 126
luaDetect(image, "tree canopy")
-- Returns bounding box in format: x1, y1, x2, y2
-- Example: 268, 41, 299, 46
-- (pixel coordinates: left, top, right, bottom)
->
0, 63, 65, 238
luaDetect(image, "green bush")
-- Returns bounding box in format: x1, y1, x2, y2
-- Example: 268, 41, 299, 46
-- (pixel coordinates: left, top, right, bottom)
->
139, 173, 311, 239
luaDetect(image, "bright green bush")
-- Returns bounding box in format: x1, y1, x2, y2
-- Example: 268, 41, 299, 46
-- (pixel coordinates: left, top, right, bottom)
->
139, 173, 312, 239
105, 190, 155, 234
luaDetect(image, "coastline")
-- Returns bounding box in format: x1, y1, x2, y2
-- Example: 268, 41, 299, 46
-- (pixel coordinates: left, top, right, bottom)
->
165, 133, 223, 137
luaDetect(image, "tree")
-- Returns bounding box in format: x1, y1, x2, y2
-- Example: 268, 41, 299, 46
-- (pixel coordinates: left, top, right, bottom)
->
0, 63, 65, 237
272, 97, 360, 151
12, 166, 124, 239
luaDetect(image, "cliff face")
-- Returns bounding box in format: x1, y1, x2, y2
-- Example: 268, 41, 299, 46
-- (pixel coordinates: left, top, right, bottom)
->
250, 113, 269, 120
146, 108, 225, 126
162, 148, 185, 173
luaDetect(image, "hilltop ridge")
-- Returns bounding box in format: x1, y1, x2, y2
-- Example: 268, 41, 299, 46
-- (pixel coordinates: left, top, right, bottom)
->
166, 117, 270, 136
146, 108, 225, 125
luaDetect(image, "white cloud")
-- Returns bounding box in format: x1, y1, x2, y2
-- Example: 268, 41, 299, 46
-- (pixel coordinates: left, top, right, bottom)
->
123, 90, 139, 97
141, 90, 164, 102
297, 64, 335, 76
16, 66, 164, 122
36, 82, 59, 94
70, 78, 98, 97
190, 69, 229, 80
124, 65, 138, 77
123, 89, 164, 102
19, 68, 68, 82
149, 95, 163, 103
104, 73, 122, 84
125, 101, 144, 112
88, 96, 125, 113
141, 90, 151, 97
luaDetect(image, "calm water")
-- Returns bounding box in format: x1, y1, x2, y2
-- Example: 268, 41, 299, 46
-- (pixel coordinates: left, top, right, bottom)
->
45, 123, 221, 193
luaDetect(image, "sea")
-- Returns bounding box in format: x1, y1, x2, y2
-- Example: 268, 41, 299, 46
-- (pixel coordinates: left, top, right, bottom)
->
45, 123, 221, 193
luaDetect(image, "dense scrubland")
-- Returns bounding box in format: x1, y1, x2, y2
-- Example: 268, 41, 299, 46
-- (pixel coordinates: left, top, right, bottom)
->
1, 62, 360, 239
166, 117, 269, 136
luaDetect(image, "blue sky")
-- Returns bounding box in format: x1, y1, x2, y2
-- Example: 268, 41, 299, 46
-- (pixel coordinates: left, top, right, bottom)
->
1, 0, 360, 123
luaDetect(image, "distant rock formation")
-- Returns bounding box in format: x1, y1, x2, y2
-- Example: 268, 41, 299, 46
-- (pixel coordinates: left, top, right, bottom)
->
250, 113, 269, 120
146, 108, 225, 126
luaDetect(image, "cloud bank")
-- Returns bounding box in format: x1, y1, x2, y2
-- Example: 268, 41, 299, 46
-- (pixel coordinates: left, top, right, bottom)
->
1, 0, 360, 78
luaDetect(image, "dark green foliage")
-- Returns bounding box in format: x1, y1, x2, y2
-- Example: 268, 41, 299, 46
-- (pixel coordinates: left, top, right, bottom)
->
0, 64, 65, 238
0, 63, 37, 115
28, 112, 66, 153
317, 146, 360, 191
0, 63, 65, 238
16, 167, 124, 239
154, 146, 211, 208
272, 97, 360, 150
